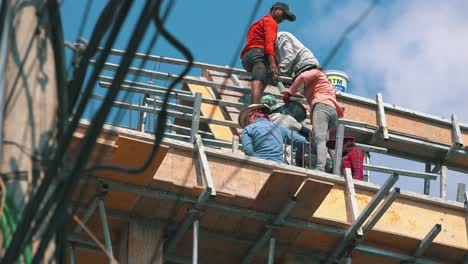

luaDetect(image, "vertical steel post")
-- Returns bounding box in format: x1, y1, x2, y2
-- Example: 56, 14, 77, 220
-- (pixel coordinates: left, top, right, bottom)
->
424, 164, 431, 195
190, 93, 202, 143
137, 96, 143, 131
192, 93, 203, 186
451, 114, 464, 147
456, 183, 466, 203
98, 199, 114, 260
302, 142, 305, 168
290, 129, 294, 165
364, 153, 371, 182
192, 219, 199, 264
69, 245, 76, 264
333, 123, 345, 175
268, 237, 276, 264
440, 165, 447, 200
232, 135, 239, 153
129, 103, 133, 129
308, 132, 312, 169
376, 93, 389, 139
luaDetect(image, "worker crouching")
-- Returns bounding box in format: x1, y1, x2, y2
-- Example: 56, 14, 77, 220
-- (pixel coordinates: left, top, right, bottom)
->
239, 104, 306, 163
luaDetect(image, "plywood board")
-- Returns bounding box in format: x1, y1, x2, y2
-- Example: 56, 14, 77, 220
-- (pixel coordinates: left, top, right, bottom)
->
153, 147, 271, 200
95, 136, 169, 186
185, 83, 235, 142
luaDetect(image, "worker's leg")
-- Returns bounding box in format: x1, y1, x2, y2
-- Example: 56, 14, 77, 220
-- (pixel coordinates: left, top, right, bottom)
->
250, 61, 268, 104
327, 109, 338, 168
251, 80, 264, 104
241, 48, 268, 104
312, 103, 336, 171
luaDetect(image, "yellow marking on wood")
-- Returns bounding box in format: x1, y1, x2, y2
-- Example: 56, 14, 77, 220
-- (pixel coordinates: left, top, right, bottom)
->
187, 83, 234, 142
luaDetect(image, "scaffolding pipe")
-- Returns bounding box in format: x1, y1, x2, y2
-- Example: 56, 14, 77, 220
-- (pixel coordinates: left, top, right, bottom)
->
191, 93, 202, 143
333, 123, 345, 175
361, 188, 400, 237
73, 197, 98, 234
268, 238, 276, 264
413, 224, 442, 258
325, 173, 399, 263
69, 245, 76, 264
242, 197, 297, 264
165, 189, 212, 253
424, 164, 431, 195
193, 219, 199, 264
97, 199, 114, 260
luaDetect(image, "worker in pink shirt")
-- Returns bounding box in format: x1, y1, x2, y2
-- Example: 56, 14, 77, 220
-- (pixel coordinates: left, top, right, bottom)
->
282, 69, 344, 171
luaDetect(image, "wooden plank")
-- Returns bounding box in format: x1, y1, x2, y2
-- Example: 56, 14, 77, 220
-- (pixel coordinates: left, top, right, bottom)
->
289, 178, 334, 221
186, 83, 235, 142
153, 147, 272, 200
343, 168, 361, 229
95, 136, 169, 186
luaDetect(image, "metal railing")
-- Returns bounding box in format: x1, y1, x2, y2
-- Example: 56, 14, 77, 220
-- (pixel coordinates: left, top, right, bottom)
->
72, 47, 468, 200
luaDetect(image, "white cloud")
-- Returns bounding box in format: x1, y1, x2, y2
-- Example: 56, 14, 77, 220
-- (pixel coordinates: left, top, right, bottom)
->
348, 0, 468, 121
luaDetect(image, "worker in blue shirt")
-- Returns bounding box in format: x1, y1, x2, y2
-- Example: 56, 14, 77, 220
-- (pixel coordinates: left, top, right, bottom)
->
239, 104, 307, 163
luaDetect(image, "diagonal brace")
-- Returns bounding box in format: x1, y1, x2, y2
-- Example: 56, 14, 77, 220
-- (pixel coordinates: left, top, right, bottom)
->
241, 196, 297, 264
325, 173, 399, 263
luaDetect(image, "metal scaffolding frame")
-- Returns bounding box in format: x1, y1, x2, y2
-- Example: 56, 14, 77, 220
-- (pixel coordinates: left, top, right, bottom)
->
65, 48, 468, 263
69, 176, 443, 264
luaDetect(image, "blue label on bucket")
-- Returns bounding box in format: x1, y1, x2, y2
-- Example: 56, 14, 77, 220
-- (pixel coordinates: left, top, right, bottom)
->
333, 85, 346, 92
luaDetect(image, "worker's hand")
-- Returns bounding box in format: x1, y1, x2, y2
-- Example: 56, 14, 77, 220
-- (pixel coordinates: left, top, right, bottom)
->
269, 64, 278, 81
282, 91, 292, 104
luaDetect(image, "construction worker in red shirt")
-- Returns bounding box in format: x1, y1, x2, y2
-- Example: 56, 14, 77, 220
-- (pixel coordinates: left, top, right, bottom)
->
326, 128, 364, 180
240, 2, 296, 104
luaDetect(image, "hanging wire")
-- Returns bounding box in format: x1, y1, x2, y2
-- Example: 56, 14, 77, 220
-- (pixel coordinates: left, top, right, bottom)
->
322, 0, 380, 68
0, 0, 126, 262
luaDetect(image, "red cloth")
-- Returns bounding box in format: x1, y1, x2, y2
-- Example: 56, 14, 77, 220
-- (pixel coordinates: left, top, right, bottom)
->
247, 109, 269, 125
341, 147, 365, 180
240, 14, 278, 58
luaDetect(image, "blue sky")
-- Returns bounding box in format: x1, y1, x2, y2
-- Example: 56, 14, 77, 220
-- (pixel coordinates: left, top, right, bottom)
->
60, 0, 468, 200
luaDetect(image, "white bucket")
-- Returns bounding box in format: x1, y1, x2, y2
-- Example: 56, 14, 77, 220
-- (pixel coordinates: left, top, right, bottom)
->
325, 70, 349, 92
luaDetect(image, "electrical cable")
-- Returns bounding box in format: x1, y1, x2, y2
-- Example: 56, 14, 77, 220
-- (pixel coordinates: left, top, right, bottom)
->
37, 0, 137, 227
0, 1, 124, 262
66, 0, 94, 77
76, 0, 93, 44
71, 1, 178, 219
321, 0, 380, 68
68, 0, 121, 113
31, 0, 158, 262
45, 0, 70, 135
81, 0, 182, 175
5, 0, 136, 257
30, 0, 133, 253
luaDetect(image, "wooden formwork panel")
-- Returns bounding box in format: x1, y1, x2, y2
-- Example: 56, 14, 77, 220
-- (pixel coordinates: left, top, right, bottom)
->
94, 136, 169, 186
70, 130, 468, 263
184, 82, 236, 142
